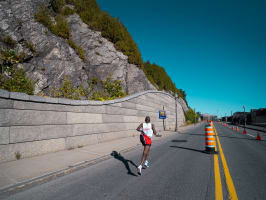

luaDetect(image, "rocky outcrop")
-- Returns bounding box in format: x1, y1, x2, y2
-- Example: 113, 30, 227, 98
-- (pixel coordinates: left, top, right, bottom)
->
0, 0, 155, 96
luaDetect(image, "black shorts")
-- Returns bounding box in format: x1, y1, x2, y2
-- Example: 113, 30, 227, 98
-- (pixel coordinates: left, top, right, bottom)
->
140, 134, 152, 146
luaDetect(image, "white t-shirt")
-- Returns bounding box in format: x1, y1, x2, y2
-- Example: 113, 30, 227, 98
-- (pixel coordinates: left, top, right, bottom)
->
143, 123, 153, 138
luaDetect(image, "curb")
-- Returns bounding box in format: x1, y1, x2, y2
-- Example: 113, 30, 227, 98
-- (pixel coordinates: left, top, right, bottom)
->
0, 144, 141, 196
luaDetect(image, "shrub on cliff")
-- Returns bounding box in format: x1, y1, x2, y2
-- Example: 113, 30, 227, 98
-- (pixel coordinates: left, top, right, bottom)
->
143, 61, 187, 101
0, 69, 34, 95
35, 4, 87, 60
51, 0, 66, 13
68, 0, 143, 67
50, 76, 86, 100
50, 76, 125, 100
0, 35, 17, 48
0, 49, 34, 95
185, 109, 199, 124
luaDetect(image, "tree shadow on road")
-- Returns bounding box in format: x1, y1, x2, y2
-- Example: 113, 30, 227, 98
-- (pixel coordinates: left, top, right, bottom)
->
179, 133, 205, 137
172, 139, 188, 143
170, 146, 211, 154
111, 151, 138, 177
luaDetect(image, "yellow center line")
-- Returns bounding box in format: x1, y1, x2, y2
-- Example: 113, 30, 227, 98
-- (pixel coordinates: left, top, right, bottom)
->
214, 153, 223, 199
214, 124, 238, 200
214, 144, 223, 200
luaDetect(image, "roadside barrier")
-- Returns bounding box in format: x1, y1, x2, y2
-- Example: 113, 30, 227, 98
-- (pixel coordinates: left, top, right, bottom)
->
205, 122, 216, 154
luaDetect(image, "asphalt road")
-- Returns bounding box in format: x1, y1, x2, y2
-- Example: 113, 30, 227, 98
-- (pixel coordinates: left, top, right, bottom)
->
1, 122, 266, 200
215, 123, 266, 200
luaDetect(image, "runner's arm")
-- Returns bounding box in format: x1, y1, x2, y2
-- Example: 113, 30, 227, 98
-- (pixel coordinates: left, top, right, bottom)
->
136, 123, 143, 132
152, 124, 158, 135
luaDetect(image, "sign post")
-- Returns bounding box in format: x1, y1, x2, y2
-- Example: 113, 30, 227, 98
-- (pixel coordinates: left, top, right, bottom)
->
159, 107, 167, 131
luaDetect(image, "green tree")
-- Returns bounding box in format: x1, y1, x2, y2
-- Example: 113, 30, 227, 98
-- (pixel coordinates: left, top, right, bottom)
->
185, 109, 199, 124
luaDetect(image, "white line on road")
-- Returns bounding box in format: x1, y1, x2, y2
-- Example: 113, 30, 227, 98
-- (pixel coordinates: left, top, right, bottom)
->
247, 134, 255, 138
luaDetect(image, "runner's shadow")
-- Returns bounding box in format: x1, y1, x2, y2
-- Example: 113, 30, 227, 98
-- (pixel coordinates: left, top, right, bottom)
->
111, 151, 138, 176
170, 146, 209, 154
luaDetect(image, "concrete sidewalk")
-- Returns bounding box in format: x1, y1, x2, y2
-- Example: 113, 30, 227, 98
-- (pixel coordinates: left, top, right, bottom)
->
0, 123, 200, 193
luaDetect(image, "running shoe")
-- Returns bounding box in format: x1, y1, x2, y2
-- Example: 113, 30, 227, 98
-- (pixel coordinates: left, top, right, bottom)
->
137, 165, 142, 175
144, 160, 149, 168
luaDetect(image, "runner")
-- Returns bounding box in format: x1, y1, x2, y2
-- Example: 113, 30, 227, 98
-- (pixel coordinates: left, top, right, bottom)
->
136, 116, 158, 175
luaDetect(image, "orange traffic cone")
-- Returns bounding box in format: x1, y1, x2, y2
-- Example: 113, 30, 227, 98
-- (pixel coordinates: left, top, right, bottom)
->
256, 132, 261, 141
236, 127, 239, 132
243, 129, 247, 135
232, 126, 234, 131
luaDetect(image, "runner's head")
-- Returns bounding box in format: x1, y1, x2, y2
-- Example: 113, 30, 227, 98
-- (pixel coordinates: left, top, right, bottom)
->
145, 116, 150, 123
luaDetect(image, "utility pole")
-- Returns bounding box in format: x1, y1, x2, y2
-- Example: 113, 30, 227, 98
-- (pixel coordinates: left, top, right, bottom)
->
243, 105, 246, 127
175, 93, 178, 132
231, 110, 233, 124
225, 113, 227, 124
194, 108, 196, 127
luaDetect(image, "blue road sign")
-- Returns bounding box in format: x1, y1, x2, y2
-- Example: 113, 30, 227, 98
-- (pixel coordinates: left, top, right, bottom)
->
159, 110, 167, 119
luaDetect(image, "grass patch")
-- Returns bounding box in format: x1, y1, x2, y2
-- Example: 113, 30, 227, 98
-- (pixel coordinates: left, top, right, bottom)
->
24, 41, 38, 56
67, 39, 86, 61
15, 151, 21, 160
62, 7, 75, 16
35, 5, 70, 39
0, 68, 34, 95
51, 15, 70, 39
1, 35, 16, 48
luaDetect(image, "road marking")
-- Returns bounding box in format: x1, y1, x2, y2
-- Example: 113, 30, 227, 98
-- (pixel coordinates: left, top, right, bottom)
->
214, 148, 223, 200
247, 134, 255, 138
214, 125, 238, 200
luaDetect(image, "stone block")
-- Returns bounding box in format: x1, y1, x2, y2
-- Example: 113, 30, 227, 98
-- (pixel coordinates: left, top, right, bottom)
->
63, 105, 105, 114
58, 98, 71, 105
97, 130, 133, 143
81, 105, 106, 114
73, 124, 107, 136
110, 103, 121, 107
44, 97, 59, 104
0, 110, 9, 126
70, 100, 87, 105
123, 116, 143, 123
67, 112, 102, 124
105, 123, 127, 132
29, 95, 47, 103
65, 134, 98, 149
106, 106, 138, 116
136, 104, 156, 112
0, 89, 9, 98
125, 122, 140, 130
0, 138, 66, 163
13, 101, 66, 112
0, 127, 9, 144
10, 92, 29, 101
102, 114, 124, 123
8, 110, 67, 126
121, 102, 137, 109
0, 99, 13, 109
9, 125, 73, 143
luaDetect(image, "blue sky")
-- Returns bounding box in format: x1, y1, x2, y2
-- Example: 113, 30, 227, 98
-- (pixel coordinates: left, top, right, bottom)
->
97, 0, 266, 117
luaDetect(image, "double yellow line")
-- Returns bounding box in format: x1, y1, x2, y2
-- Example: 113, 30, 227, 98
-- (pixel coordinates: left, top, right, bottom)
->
213, 125, 238, 200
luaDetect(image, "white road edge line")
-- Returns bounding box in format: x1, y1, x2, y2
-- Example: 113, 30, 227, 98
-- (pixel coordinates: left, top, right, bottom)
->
247, 134, 255, 138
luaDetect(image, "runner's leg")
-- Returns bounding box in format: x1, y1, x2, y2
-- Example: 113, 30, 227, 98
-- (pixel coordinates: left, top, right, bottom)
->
140, 145, 150, 166
144, 145, 150, 165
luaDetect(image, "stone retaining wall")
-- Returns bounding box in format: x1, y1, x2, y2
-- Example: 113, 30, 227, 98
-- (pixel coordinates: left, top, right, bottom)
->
0, 89, 186, 163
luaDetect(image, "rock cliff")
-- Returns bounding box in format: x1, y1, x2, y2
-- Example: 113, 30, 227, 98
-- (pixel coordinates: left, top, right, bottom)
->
0, 0, 155, 96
